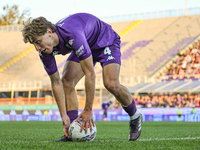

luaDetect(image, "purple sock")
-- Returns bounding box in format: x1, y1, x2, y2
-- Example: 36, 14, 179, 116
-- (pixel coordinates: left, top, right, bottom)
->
122, 99, 137, 116
67, 110, 78, 123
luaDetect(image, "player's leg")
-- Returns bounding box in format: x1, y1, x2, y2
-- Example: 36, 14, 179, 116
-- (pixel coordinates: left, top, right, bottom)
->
102, 63, 132, 105
100, 36, 136, 109
103, 109, 108, 121
102, 63, 142, 141
61, 60, 84, 123
102, 63, 137, 112
97, 32, 142, 141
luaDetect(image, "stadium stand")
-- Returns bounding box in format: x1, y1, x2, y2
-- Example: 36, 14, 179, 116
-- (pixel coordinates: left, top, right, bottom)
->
127, 15, 200, 78
160, 40, 200, 80
0, 32, 32, 67
1, 11, 200, 109
108, 20, 136, 33
2, 15, 199, 85
0, 46, 35, 73
133, 92, 200, 108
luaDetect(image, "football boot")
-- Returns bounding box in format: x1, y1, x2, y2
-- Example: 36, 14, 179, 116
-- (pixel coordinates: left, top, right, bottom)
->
129, 113, 143, 141
53, 135, 72, 142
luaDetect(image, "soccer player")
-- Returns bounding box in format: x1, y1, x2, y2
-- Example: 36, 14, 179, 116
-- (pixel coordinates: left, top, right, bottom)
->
21, 13, 142, 141
102, 100, 113, 121
177, 107, 182, 121
191, 107, 196, 114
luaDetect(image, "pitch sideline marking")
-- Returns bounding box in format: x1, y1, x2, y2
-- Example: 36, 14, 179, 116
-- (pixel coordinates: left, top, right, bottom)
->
98, 137, 200, 142
0, 137, 200, 143
138, 137, 200, 141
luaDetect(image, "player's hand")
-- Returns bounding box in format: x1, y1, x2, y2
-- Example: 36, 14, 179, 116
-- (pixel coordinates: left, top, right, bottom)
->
75, 110, 94, 134
62, 115, 70, 138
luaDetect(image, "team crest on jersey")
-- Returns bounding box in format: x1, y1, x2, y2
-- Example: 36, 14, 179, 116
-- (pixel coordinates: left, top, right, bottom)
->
53, 51, 60, 56
38, 51, 43, 57
66, 43, 72, 49
68, 39, 74, 46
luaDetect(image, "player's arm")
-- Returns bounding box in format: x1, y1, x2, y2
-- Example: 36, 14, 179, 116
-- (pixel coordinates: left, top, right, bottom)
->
80, 56, 95, 111
49, 71, 66, 117
49, 71, 70, 137
76, 55, 95, 133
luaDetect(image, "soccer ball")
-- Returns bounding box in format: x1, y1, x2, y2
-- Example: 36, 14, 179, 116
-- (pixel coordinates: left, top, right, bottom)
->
69, 118, 97, 142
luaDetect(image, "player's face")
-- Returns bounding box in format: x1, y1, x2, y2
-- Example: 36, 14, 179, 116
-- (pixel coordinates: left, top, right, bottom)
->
33, 28, 54, 54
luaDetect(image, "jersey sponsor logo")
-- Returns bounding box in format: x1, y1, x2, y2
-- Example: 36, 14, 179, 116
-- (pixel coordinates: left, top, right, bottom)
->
76, 45, 84, 57
107, 55, 115, 61
68, 39, 74, 46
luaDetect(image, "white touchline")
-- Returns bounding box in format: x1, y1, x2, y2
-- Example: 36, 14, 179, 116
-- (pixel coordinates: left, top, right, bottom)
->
0, 137, 200, 143
97, 137, 200, 142
138, 137, 200, 141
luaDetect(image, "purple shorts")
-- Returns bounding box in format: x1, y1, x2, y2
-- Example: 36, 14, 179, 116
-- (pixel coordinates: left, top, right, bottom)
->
67, 36, 121, 67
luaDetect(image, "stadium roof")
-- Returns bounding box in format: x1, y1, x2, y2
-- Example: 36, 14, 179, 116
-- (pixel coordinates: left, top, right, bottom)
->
128, 80, 200, 93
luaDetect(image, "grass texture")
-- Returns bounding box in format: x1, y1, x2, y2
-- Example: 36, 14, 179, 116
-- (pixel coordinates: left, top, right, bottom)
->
0, 121, 200, 150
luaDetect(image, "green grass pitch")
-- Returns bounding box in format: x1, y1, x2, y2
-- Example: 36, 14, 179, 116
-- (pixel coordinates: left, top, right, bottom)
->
0, 121, 200, 150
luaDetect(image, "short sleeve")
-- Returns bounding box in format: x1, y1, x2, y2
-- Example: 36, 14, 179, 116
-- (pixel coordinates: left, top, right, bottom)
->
39, 52, 58, 75
69, 30, 92, 61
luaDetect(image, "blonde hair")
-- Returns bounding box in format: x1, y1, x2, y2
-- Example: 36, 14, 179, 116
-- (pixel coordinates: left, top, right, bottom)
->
21, 17, 56, 44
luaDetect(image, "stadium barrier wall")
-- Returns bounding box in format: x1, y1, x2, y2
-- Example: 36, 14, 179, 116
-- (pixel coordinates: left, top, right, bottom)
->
0, 108, 200, 122
0, 7, 199, 33
100, 7, 200, 23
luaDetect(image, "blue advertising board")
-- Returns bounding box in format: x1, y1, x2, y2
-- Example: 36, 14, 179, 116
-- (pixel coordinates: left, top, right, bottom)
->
0, 108, 200, 121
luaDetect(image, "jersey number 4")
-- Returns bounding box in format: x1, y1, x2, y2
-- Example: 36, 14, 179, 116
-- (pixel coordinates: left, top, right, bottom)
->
104, 47, 111, 55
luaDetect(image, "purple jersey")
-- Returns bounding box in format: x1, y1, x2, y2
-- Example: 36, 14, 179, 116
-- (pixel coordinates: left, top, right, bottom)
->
102, 100, 110, 110
39, 13, 119, 75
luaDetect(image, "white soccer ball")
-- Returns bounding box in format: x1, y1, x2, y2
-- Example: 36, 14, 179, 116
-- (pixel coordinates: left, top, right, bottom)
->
69, 118, 97, 142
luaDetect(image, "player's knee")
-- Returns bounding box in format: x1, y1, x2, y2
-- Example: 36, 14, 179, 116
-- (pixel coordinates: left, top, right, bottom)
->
104, 82, 119, 95
61, 78, 74, 88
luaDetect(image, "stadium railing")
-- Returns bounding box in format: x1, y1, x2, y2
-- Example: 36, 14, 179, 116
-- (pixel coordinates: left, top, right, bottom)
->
160, 74, 200, 81
0, 24, 22, 32
0, 81, 42, 92
0, 75, 148, 106
75, 74, 148, 90
0, 97, 56, 105
100, 7, 200, 23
